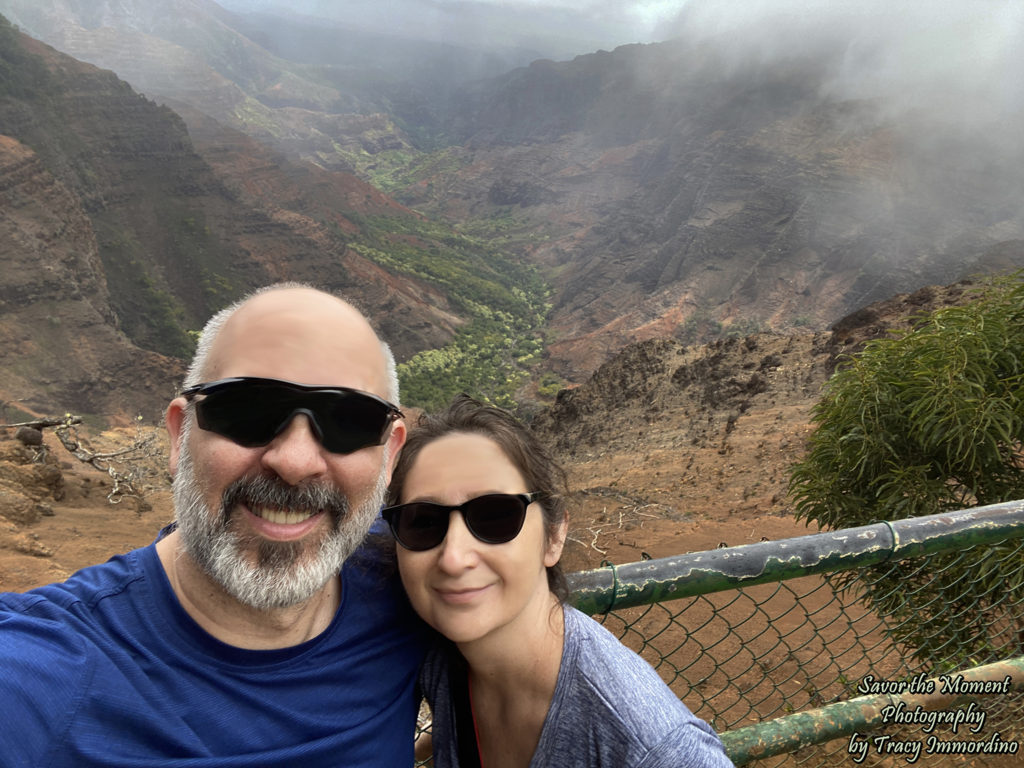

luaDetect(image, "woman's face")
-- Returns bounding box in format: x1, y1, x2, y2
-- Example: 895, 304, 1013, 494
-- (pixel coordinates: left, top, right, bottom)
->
394, 432, 565, 647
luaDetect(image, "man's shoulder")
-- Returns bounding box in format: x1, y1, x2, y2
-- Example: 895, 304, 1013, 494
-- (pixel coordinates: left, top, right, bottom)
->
2, 545, 149, 614
341, 530, 405, 603
337, 532, 428, 649
0, 593, 94, 670
0, 589, 101, 758
0, 546, 152, 656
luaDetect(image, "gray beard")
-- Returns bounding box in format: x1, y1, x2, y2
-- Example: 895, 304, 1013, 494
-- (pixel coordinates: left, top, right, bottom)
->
172, 425, 388, 612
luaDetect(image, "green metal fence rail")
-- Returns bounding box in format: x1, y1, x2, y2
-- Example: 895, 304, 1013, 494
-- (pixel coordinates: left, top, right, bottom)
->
564, 500, 1024, 766
720, 657, 1024, 764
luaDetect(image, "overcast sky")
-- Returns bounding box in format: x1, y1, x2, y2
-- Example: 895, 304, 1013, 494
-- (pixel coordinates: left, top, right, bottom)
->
219, 0, 1024, 84
217, 0, 691, 55
229, 0, 1021, 111
669, 0, 1024, 125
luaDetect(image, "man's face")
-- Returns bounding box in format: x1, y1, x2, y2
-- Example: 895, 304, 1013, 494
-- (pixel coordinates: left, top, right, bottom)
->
172, 419, 389, 611
166, 289, 404, 611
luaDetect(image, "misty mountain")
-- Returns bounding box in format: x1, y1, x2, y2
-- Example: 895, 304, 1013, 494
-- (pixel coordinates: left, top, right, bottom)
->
0, 0, 550, 158
0, 16, 518, 421
4, 0, 1024, 394
404, 29, 1024, 376
0, 0, 408, 169
0, 0, 339, 106
221, 8, 552, 147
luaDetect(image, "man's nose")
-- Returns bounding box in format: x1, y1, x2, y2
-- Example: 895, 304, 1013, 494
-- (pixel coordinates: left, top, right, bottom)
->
259, 413, 329, 485
436, 512, 480, 573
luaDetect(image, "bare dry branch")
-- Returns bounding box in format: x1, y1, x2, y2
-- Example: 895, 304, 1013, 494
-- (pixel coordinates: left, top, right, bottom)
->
0, 416, 83, 430
3, 414, 157, 513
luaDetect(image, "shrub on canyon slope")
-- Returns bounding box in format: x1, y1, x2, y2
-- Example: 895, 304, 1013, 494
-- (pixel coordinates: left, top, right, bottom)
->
789, 271, 1024, 666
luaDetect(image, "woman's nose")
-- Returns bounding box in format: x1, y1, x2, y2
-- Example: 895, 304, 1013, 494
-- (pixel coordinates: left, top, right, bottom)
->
436, 511, 480, 573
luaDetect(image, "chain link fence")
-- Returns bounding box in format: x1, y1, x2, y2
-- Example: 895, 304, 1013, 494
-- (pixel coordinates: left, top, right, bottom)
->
567, 500, 1024, 766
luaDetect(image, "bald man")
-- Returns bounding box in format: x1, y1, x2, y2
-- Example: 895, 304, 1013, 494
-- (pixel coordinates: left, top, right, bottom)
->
0, 284, 427, 767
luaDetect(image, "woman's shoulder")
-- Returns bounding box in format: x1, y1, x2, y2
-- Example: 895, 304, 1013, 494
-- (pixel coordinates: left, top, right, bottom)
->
417, 637, 460, 706
563, 605, 669, 685
560, 606, 726, 742
548, 606, 732, 766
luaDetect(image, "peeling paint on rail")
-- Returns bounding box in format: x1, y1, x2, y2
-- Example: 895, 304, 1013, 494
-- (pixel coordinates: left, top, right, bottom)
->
568, 500, 1024, 615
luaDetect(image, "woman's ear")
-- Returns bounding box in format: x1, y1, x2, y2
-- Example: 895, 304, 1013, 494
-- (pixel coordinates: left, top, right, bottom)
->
544, 512, 569, 567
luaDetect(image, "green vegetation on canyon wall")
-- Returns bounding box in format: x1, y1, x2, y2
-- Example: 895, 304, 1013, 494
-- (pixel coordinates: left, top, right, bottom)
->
345, 212, 551, 411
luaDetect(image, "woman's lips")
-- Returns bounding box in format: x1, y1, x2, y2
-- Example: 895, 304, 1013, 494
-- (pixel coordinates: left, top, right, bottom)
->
434, 584, 492, 605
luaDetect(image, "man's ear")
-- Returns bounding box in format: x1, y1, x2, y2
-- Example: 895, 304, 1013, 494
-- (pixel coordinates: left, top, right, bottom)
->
165, 397, 188, 476
383, 419, 407, 482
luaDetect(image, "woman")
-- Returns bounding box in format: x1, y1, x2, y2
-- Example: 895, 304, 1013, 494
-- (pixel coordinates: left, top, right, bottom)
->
383, 395, 733, 767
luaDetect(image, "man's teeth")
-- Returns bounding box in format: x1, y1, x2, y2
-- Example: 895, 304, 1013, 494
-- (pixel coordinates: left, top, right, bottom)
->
254, 508, 316, 525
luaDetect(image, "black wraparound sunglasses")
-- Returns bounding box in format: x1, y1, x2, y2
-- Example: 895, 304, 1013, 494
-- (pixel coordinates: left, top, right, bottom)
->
180, 377, 403, 455
382, 492, 543, 551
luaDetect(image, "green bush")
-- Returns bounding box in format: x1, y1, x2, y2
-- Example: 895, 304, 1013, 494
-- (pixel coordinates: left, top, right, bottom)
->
789, 272, 1024, 666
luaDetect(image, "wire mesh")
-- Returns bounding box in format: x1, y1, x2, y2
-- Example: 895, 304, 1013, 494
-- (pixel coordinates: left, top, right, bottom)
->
590, 527, 1024, 764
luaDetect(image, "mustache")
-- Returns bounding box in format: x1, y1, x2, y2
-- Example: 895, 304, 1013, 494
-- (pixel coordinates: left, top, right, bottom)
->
221, 474, 350, 522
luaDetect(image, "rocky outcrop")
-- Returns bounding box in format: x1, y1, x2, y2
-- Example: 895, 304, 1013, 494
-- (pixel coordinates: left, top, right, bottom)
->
533, 332, 832, 457
0, 433, 64, 526
532, 278, 984, 455
0, 134, 185, 421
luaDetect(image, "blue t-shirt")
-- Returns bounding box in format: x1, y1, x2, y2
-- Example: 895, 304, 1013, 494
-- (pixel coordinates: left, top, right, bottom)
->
420, 605, 734, 767
0, 536, 426, 767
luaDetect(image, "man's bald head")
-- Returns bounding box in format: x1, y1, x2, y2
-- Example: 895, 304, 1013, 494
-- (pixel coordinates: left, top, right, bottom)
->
184, 283, 398, 404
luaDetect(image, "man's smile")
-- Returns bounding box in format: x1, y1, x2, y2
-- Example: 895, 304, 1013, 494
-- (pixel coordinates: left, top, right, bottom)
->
250, 506, 323, 525
240, 504, 328, 541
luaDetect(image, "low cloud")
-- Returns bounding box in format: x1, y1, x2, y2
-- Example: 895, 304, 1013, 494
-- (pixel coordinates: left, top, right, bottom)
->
658, 0, 1024, 127
218, 0, 688, 56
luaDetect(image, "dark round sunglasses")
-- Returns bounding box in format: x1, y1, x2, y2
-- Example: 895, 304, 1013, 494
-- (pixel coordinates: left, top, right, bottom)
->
381, 492, 543, 551
180, 377, 403, 455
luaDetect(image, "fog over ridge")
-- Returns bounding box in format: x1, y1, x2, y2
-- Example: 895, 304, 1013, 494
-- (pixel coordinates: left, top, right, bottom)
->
228, 0, 1024, 145
661, 0, 1024, 127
